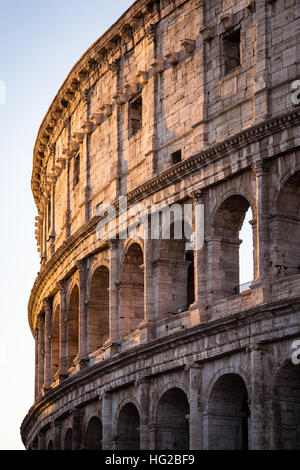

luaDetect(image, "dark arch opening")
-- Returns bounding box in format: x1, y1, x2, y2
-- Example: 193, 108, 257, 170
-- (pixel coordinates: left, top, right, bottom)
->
155, 387, 190, 450
88, 266, 109, 353
51, 305, 60, 381
47, 440, 54, 451
208, 373, 249, 450
121, 243, 144, 337
64, 428, 72, 451
272, 171, 300, 278
84, 417, 103, 450
67, 286, 79, 368
116, 403, 140, 450
276, 362, 300, 449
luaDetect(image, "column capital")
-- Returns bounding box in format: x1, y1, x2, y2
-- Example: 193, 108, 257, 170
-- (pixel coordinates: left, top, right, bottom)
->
192, 189, 207, 203
77, 258, 87, 273
253, 159, 269, 176
42, 297, 52, 310
107, 238, 119, 250
57, 278, 68, 293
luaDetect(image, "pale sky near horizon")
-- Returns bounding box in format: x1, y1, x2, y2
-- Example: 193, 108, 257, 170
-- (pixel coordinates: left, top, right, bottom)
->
0, 0, 252, 450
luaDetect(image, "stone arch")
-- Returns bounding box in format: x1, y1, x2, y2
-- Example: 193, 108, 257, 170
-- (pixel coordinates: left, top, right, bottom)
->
64, 428, 73, 450
158, 217, 195, 316
270, 169, 300, 278
203, 366, 250, 409
155, 386, 190, 450
272, 359, 300, 449
88, 265, 109, 353
67, 285, 79, 369
83, 416, 103, 450
210, 193, 256, 300
115, 402, 140, 450
51, 304, 60, 381
121, 241, 144, 337
207, 373, 250, 450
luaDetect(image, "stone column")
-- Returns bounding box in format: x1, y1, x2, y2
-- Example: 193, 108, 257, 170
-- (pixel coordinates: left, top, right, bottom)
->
54, 420, 62, 450
37, 313, 45, 397
138, 378, 151, 450
76, 259, 89, 366
249, 343, 265, 449
140, 222, 155, 343
188, 363, 203, 450
34, 328, 39, 401
57, 279, 68, 379
254, 161, 270, 301
73, 409, 83, 450
254, 0, 270, 123
43, 297, 52, 391
191, 190, 208, 325
102, 391, 113, 450
108, 240, 120, 346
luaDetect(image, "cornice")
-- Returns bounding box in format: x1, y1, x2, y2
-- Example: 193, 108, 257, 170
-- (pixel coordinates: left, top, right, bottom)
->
28, 108, 300, 332
21, 294, 300, 443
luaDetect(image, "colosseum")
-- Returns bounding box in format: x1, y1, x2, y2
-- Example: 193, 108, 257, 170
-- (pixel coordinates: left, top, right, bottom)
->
21, 0, 300, 451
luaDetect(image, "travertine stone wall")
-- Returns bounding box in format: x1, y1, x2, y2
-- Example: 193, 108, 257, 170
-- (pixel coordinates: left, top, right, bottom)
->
23, 0, 300, 451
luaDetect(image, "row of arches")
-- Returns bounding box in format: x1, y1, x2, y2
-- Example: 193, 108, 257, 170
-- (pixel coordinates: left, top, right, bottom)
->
31, 362, 300, 450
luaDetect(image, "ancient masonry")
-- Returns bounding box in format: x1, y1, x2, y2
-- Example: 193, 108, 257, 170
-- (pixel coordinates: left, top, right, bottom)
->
21, 0, 300, 450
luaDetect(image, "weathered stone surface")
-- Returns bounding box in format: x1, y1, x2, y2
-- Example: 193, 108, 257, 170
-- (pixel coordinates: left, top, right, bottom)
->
22, 0, 300, 450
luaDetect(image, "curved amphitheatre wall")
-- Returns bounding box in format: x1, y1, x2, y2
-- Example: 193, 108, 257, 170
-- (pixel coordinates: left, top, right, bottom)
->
22, 0, 300, 450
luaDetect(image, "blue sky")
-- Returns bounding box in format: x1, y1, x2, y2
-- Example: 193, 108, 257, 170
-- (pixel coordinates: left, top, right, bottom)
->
0, 0, 252, 450
0, 0, 133, 450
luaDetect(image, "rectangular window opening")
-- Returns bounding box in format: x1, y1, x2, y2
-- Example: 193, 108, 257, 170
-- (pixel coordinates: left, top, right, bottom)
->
223, 29, 241, 75
73, 153, 80, 187
129, 94, 142, 138
171, 150, 182, 164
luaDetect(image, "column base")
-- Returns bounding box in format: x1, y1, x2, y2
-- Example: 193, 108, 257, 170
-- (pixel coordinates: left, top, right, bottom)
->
102, 340, 120, 358
189, 301, 208, 326
73, 356, 89, 371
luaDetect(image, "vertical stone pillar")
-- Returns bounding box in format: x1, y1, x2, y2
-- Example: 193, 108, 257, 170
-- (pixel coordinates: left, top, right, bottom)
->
191, 190, 208, 325
140, 221, 155, 343
57, 279, 68, 379
38, 430, 46, 450
37, 313, 45, 397
249, 343, 265, 449
254, 0, 270, 123
73, 409, 83, 450
43, 297, 52, 391
102, 391, 113, 450
188, 363, 203, 450
34, 328, 39, 401
76, 259, 89, 366
138, 378, 151, 450
108, 240, 120, 346
254, 161, 270, 301
54, 420, 62, 450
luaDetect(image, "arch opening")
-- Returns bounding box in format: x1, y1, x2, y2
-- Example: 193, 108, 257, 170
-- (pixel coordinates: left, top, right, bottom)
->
276, 362, 300, 449
64, 428, 72, 451
159, 220, 195, 316
121, 243, 144, 337
208, 373, 249, 450
51, 305, 60, 381
47, 440, 54, 451
272, 171, 300, 278
88, 266, 109, 353
212, 195, 255, 299
116, 403, 140, 450
67, 286, 79, 369
155, 387, 190, 450
84, 417, 103, 450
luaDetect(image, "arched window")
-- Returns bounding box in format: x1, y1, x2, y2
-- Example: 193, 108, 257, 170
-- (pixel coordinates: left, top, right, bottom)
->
208, 374, 249, 450
155, 388, 190, 450
51, 305, 60, 381
67, 286, 79, 368
271, 171, 300, 278
88, 266, 109, 353
116, 403, 140, 450
84, 417, 103, 450
211, 195, 255, 300
121, 243, 144, 337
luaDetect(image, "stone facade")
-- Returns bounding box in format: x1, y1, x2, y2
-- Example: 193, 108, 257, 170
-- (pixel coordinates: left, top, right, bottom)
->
21, 0, 300, 450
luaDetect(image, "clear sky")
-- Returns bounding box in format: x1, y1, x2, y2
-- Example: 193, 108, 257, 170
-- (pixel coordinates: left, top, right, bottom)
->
0, 0, 133, 450
0, 0, 253, 450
